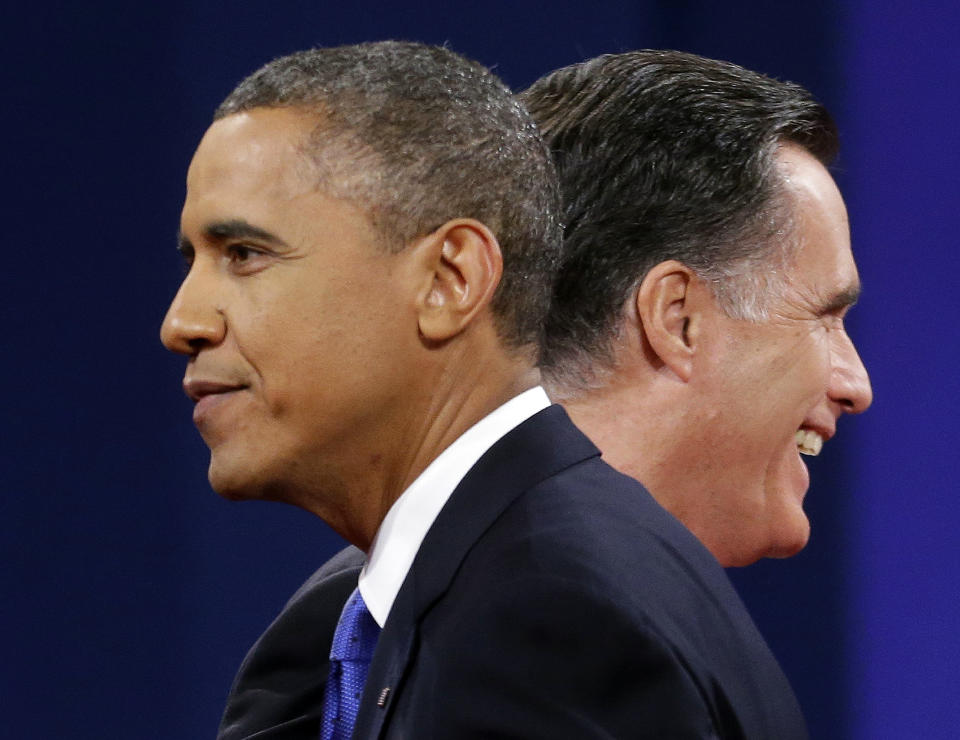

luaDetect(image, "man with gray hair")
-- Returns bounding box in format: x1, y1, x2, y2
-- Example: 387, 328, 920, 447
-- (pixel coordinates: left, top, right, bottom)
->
171, 42, 807, 739
521, 50, 872, 567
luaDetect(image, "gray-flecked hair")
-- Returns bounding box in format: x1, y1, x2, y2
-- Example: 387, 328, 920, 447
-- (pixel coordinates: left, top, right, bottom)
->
520, 50, 838, 391
216, 41, 561, 351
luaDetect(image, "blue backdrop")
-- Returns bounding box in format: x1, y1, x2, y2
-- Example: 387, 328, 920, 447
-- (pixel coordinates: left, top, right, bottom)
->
5, 2, 957, 738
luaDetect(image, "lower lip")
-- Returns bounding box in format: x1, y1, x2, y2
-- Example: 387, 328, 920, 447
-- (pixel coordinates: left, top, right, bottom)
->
193, 390, 242, 426
791, 447, 811, 502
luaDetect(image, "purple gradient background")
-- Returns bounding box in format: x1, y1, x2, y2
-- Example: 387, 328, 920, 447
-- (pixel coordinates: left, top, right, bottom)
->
4, 2, 956, 737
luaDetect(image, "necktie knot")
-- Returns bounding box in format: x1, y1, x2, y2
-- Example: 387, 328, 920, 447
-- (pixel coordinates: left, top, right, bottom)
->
321, 588, 381, 740
330, 589, 379, 664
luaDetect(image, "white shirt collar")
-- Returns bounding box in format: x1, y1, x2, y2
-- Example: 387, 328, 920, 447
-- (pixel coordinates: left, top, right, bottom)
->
358, 386, 551, 626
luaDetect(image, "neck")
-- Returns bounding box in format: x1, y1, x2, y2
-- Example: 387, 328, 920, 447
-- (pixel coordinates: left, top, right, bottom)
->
561, 374, 666, 488
292, 345, 540, 550
558, 366, 691, 512
562, 374, 744, 566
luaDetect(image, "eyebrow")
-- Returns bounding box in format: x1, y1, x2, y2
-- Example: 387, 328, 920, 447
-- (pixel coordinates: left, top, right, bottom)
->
177, 219, 290, 252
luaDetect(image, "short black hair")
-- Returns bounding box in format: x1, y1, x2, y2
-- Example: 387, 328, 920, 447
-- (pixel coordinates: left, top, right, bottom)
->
520, 50, 837, 388
217, 41, 561, 351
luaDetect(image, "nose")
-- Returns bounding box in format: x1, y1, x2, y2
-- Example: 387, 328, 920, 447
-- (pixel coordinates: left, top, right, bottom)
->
160, 267, 226, 355
829, 329, 873, 415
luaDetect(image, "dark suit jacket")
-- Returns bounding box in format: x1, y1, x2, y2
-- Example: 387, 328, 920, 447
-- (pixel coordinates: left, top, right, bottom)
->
219, 405, 807, 739
218, 546, 366, 739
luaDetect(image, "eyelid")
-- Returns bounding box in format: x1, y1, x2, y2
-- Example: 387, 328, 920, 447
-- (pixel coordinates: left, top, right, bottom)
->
225, 242, 274, 273
821, 299, 853, 319
226, 242, 265, 258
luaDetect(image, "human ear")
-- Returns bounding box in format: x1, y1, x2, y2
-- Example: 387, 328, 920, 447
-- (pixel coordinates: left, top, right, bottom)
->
413, 219, 503, 343
635, 260, 701, 382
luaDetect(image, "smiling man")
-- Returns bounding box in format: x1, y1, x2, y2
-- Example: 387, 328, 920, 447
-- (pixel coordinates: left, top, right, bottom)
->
521, 50, 872, 567
166, 42, 808, 739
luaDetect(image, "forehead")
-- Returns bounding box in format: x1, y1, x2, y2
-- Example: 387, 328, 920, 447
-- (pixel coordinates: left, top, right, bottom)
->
184, 108, 318, 213
776, 144, 860, 305
180, 108, 385, 259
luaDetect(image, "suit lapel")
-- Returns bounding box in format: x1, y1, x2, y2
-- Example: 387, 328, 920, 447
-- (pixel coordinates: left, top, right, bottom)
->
353, 405, 600, 739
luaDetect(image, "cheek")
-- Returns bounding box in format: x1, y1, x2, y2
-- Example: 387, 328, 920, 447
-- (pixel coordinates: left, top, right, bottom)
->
231, 289, 327, 406
796, 335, 834, 399
766, 332, 833, 402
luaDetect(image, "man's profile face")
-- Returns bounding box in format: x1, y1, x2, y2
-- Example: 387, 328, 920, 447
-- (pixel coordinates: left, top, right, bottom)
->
689, 144, 872, 565
161, 108, 421, 503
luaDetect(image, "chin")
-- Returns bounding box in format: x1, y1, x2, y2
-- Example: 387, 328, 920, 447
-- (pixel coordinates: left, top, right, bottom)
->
719, 509, 810, 567
206, 454, 265, 501
765, 513, 811, 560
207, 454, 313, 511
760, 465, 812, 559
208, 474, 258, 502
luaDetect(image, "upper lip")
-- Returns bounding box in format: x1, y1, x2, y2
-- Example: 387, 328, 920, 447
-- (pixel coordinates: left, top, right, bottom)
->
183, 378, 247, 402
798, 418, 835, 443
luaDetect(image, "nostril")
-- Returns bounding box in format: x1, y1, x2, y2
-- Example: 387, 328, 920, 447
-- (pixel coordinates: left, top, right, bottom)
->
187, 336, 210, 353
840, 384, 872, 414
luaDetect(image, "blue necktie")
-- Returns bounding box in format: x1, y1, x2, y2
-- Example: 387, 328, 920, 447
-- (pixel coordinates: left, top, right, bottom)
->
320, 588, 381, 740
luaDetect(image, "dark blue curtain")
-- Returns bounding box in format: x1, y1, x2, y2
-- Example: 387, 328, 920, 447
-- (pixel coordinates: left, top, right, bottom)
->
5, 3, 957, 737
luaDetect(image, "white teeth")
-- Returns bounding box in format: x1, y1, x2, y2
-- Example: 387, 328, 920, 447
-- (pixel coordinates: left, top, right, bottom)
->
795, 429, 824, 456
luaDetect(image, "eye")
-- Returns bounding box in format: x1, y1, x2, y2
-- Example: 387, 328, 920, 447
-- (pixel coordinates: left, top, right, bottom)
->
224, 243, 271, 275
227, 244, 256, 262
821, 310, 848, 332
177, 243, 195, 273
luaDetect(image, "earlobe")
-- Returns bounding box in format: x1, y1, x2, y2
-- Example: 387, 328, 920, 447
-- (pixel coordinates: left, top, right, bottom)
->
415, 219, 503, 343
636, 261, 698, 381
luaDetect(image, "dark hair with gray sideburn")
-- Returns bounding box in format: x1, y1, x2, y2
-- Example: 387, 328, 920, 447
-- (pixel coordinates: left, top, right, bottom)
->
217, 41, 561, 351
519, 50, 838, 391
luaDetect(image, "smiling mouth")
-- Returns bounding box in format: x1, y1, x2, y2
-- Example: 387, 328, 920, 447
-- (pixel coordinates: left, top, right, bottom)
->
795, 429, 824, 456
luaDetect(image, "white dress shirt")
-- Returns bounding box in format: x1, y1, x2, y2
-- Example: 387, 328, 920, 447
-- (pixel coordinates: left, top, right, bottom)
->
358, 386, 551, 627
